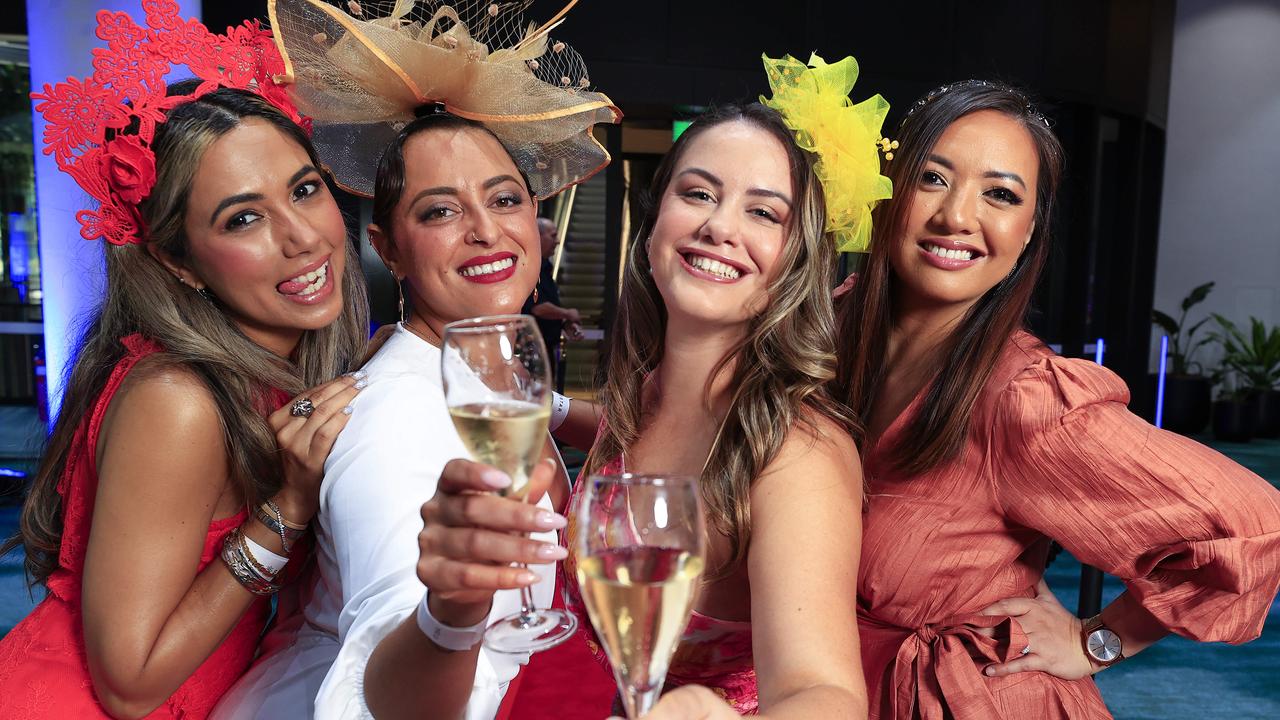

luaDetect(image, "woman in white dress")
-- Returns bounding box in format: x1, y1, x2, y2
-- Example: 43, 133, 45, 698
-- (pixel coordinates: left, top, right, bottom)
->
213, 113, 571, 720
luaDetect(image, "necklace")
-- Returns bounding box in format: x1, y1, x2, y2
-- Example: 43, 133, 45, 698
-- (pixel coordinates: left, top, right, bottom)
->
402, 318, 442, 347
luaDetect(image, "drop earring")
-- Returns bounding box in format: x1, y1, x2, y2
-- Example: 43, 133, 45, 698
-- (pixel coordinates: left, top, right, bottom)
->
396, 275, 406, 324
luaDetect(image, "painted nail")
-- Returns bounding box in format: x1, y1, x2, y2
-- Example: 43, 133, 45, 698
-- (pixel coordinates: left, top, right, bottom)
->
518, 570, 540, 584
350, 369, 368, 380
480, 469, 512, 489
354, 379, 368, 390
535, 544, 568, 561
342, 405, 354, 415
534, 510, 567, 530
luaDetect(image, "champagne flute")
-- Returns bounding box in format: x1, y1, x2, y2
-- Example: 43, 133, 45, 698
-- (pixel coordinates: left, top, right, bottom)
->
574, 474, 707, 719
440, 314, 577, 654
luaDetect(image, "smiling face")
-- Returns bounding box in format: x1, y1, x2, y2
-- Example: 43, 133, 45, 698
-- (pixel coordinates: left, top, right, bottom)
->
647, 119, 793, 330
369, 126, 539, 335
173, 118, 347, 357
889, 109, 1040, 312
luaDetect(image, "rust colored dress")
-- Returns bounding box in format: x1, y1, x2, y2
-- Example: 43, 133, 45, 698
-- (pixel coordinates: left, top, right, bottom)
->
0, 335, 275, 718
859, 330, 1280, 719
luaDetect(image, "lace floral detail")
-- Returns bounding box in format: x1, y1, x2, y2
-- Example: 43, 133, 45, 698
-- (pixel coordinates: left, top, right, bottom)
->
29, 0, 307, 246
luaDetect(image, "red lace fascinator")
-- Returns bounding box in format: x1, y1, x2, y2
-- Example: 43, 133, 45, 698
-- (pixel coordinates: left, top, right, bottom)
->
31, 0, 310, 247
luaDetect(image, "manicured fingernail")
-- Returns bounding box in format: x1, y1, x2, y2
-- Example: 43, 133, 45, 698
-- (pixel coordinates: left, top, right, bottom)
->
518, 571, 540, 584
481, 469, 511, 489
535, 510, 567, 529
350, 370, 368, 380
354, 379, 368, 390
535, 544, 568, 560
342, 405, 354, 415
984, 666, 995, 676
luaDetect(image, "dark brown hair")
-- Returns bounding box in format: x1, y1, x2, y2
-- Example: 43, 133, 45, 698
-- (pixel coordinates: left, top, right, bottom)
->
6, 85, 369, 586
835, 80, 1064, 475
371, 112, 531, 233
585, 103, 857, 578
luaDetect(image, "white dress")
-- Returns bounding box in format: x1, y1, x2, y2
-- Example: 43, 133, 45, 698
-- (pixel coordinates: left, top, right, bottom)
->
212, 325, 559, 720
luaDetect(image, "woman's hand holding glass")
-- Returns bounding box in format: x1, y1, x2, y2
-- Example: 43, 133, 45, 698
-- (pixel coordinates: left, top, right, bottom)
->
607, 685, 741, 720
416, 458, 567, 623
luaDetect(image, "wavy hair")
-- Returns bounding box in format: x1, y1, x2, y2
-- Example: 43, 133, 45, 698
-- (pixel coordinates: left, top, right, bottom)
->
835, 80, 1064, 475
7, 84, 369, 586
585, 103, 858, 578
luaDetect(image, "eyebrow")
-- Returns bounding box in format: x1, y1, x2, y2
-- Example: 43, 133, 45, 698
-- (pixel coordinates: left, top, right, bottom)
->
927, 153, 1026, 190
678, 167, 793, 207
407, 174, 526, 208
209, 164, 320, 226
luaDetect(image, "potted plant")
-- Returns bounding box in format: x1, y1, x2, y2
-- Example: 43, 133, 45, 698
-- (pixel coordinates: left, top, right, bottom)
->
1210, 315, 1280, 438
1151, 282, 1215, 434
1210, 363, 1259, 443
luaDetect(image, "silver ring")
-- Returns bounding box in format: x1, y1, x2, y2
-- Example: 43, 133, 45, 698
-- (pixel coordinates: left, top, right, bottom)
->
290, 397, 315, 418
1020, 645, 1031, 656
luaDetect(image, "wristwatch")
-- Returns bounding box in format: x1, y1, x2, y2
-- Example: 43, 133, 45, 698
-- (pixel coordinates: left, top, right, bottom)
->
1080, 615, 1124, 667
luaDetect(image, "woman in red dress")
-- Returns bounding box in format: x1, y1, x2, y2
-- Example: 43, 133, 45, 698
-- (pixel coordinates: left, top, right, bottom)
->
837, 80, 1280, 718
0, 4, 368, 717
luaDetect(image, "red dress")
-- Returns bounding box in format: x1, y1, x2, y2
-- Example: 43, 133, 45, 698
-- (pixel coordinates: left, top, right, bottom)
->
0, 335, 272, 718
858, 331, 1280, 719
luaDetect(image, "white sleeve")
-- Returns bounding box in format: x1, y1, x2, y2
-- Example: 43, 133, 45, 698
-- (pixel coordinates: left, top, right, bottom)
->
312, 371, 546, 720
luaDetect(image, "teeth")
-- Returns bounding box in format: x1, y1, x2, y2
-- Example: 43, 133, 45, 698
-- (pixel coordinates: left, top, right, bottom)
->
926, 244, 974, 261
459, 257, 515, 277
289, 262, 329, 285
298, 269, 329, 296
687, 254, 741, 279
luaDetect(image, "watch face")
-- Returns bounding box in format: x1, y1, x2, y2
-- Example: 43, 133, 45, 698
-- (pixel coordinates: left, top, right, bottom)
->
1087, 629, 1122, 662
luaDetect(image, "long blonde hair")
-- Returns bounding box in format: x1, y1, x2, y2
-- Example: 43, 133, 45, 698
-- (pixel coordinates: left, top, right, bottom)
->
8, 85, 369, 586
585, 103, 857, 577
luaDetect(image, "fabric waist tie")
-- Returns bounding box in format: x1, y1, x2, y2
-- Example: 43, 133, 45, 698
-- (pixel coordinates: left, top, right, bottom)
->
860, 611, 1028, 720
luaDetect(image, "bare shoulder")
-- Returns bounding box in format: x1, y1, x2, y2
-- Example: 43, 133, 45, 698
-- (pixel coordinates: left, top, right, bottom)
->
98, 355, 228, 489
756, 409, 862, 499
777, 410, 861, 473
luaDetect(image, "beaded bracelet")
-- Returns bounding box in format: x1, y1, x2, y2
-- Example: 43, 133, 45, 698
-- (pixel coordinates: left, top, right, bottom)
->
254, 501, 307, 554
221, 528, 281, 596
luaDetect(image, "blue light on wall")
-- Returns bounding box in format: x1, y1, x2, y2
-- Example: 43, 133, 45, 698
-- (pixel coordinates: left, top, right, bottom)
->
1155, 335, 1169, 429
27, 0, 202, 423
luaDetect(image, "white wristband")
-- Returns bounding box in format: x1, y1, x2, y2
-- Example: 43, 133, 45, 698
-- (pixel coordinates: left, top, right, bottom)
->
416, 592, 487, 652
550, 391, 572, 433
242, 534, 289, 576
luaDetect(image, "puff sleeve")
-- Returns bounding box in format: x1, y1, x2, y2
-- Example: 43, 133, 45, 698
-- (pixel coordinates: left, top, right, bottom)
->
989, 356, 1280, 643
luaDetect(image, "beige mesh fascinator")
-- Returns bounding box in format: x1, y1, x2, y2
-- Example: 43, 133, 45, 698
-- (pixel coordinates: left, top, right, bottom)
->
266, 0, 621, 198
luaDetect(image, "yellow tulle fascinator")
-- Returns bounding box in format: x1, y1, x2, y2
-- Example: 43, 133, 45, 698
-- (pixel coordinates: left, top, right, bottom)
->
760, 53, 892, 253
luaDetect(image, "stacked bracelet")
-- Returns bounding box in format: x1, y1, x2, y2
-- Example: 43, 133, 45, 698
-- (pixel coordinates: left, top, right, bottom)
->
221, 527, 282, 596
254, 500, 307, 554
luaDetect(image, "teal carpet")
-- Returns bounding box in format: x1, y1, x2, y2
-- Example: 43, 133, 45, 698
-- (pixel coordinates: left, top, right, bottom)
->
2, 410, 1278, 716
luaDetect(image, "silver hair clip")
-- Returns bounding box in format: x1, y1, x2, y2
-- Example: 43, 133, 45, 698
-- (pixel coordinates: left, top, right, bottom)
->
902, 79, 1052, 129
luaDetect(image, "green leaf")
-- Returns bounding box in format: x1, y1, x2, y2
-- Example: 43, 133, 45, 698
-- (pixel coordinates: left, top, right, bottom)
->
1185, 316, 1211, 340
1182, 282, 1215, 312
1152, 310, 1179, 335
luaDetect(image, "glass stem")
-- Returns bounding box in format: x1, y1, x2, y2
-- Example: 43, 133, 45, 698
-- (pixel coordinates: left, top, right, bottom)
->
622, 683, 662, 720
515, 563, 538, 625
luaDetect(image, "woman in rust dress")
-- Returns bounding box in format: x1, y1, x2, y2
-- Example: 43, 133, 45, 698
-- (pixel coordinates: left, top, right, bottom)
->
836, 80, 1280, 719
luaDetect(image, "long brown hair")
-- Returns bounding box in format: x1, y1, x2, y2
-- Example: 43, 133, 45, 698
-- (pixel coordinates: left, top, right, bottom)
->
835, 80, 1064, 475
7, 85, 369, 586
585, 103, 857, 577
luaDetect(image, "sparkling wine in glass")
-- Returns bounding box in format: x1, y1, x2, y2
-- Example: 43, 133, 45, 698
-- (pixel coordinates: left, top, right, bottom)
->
441, 314, 577, 653
574, 474, 707, 719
